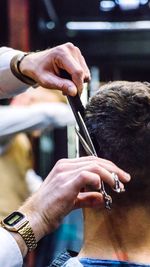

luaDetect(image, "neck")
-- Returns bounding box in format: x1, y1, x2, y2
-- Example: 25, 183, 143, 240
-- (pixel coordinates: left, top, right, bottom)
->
79, 204, 150, 264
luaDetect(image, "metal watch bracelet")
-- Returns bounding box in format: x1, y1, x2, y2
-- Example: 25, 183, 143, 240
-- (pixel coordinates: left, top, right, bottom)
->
18, 221, 37, 251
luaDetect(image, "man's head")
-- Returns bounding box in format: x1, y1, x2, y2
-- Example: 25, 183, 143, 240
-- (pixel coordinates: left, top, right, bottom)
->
85, 81, 150, 205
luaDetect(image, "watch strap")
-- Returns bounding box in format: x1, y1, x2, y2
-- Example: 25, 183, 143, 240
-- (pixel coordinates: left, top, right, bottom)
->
0, 212, 37, 252
18, 221, 37, 251
10, 53, 37, 87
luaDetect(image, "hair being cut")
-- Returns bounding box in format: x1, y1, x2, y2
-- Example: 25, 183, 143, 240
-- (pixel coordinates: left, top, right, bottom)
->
85, 81, 150, 203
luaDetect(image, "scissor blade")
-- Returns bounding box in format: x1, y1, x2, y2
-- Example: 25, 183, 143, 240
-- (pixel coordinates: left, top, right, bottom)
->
78, 111, 97, 156
75, 127, 94, 156
75, 128, 112, 210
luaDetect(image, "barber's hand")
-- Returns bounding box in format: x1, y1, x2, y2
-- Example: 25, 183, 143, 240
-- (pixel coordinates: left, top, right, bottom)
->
19, 156, 130, 242
19, 43, 91, 96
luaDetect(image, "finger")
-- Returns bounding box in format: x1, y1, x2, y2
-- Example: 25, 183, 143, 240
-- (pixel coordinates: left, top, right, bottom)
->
55, 156, 131, 183
92, 160, 131, 183
75, 170, 101, 192
55, 53, 85, 94
77, 55, 91, 83
74, 192, 104, 209
36, 72, 77, 96
75, 164, 125, 191
62, 43, 91, 85
74, 47, 91, 82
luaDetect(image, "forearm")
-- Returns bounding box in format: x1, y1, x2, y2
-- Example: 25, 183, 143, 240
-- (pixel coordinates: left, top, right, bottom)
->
0, 105, 52, 140
0, 47, 28, 99
0, 103, 74, 140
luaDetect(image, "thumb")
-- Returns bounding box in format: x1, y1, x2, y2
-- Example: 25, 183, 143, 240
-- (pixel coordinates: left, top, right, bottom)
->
74, 192, 104, 209
38, 72, 77, 96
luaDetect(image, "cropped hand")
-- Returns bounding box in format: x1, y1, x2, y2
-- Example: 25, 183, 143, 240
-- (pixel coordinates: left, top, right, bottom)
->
20, 156, 130, 242
19, 43, 91, 96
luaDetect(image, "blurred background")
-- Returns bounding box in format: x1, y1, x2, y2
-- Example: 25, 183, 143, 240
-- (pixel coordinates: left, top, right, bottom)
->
1, 0, 150, 266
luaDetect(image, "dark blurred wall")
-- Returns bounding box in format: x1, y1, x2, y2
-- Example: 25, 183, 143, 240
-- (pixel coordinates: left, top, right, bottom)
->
0, 0, 30, 50
0, 0, 9, 46
28, 0, 150, 82
8, 0, 30, 50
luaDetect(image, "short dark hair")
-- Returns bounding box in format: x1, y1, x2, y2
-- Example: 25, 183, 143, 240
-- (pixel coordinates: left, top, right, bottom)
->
85, 81, 150, 204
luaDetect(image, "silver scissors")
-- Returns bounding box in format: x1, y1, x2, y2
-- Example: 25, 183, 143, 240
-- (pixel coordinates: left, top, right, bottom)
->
60, 69, 112, 209
67, 94, 112, 210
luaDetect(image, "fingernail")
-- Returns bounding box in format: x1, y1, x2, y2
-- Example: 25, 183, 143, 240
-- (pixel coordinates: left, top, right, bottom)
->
125, 173, 131, 181
68, 85, 77, 96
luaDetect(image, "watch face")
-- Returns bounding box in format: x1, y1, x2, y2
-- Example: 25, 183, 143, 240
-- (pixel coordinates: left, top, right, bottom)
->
3, 211, 25, 226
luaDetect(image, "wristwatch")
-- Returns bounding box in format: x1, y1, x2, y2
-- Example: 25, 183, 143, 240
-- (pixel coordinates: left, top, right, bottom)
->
0, 211, 37, 251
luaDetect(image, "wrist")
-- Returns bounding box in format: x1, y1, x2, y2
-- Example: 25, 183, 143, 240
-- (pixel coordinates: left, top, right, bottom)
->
1, 210, 37, 255
18, 197, 48, 242
10, 53, 37, 87
19, 193, 61, 240
19, 52, 34, 77
9, 231, 28, 257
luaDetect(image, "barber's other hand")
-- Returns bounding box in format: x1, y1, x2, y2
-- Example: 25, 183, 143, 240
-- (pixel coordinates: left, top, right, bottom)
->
19, 43, 91, 96
19, 156, 130, 242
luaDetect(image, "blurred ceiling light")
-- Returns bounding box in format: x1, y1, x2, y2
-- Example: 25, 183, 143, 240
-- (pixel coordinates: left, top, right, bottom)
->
46, 21, 55, 29
66, 21, 150, 31
116, 0, 140, 10
100, 0, 116, 11
140, 0, 148, 4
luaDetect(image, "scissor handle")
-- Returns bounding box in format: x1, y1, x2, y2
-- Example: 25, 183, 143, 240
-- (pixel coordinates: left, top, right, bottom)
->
60, 69, 85, 126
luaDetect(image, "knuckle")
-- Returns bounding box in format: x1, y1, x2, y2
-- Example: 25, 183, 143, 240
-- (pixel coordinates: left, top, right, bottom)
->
75, 46, 81, 55
79, 171, 88, 182
56, 158, 65, 165
59, 82, 67, 92
54, 44, 69, 56
65, 42, 75, 50
56, 173, 64, 181
90, 163, 100, 173
73, 68, 84, 79
106, 159, 115, 166
55, 159, 66, 172
55, 50, 66, 61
